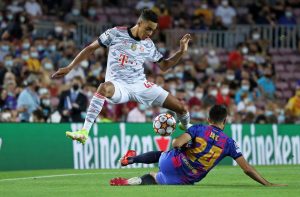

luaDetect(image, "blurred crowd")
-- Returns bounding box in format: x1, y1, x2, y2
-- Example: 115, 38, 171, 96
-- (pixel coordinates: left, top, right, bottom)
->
0, 0, 300, 124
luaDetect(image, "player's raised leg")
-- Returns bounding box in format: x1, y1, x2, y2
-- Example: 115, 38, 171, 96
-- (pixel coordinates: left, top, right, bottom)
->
162, 94, 192, 130
66, 82, 115, 144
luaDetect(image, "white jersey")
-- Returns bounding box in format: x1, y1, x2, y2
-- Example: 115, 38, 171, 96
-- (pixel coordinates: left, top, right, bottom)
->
98, 26, 163, 84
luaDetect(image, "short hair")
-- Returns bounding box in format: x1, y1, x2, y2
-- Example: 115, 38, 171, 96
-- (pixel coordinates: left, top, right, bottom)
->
139, 9, 158, 23
209, 105, 227, 123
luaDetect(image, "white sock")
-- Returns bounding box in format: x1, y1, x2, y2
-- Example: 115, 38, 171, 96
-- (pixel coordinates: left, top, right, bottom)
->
82, 93, 106, 133
127, 177, 142, 185
177, 112, 191, 128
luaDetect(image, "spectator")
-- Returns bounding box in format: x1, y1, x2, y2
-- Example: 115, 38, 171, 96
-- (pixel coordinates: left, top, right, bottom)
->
17, 74, 41, 122
6, 1, 24, 14
24, 0, 43, 17
278, 6, 297, 25
193, 0, 213, 26
227, 43, 244, 70
285, 85, 300, 119
257, 68, 275, 99
26, 47, 42, 72
206, 49, 221, 71
127, 103, 147, 122
57, 76, 88, 122
216, 83, 231, 106
215, 0, 237, 28
2, 13, 23, 40
235, 79, 260, 104
64, 7, 85, 23
136, 0, 154, 11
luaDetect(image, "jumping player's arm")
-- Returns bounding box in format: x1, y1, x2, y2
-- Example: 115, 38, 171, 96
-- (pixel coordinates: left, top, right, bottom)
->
51, 40, 100, 78
235, 156, 286, 186
158, 34, 191, 71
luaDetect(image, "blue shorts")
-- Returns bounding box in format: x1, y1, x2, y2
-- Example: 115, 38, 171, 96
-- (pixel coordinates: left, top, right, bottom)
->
156, 150, 187, 185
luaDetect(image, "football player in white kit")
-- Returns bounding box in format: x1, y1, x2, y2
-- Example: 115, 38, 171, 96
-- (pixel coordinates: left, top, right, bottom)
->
52, 9, 192, 144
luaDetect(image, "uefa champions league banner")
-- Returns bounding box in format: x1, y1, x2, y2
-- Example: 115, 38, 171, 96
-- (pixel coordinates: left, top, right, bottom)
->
0, 123, 299, 171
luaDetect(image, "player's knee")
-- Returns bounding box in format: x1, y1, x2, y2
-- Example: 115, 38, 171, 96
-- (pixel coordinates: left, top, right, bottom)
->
97, 82, 114, 97
177, 103, 188, 115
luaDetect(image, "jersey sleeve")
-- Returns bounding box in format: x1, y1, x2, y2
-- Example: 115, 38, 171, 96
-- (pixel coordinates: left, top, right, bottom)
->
185, 125, 201, 139
146, 41, 163, 63
98, 27, 118, 48
227, 138, 242, 159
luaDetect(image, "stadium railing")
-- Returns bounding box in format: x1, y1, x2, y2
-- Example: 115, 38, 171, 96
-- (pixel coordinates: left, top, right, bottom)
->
33, 23, 300, 50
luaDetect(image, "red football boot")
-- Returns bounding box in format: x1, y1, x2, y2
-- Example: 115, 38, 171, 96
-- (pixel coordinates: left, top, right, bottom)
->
120, 150, 136, 166
110, 177, 129, 186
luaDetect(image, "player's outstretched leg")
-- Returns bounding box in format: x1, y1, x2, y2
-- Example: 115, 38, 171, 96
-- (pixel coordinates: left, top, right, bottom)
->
162, 94, 192, 130
66, 82, 114, 144
120, 150, 162, 166
110, 174, 157, 186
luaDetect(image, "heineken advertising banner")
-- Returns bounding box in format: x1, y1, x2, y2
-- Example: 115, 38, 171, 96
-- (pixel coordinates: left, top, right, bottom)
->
0, 123, 299, 171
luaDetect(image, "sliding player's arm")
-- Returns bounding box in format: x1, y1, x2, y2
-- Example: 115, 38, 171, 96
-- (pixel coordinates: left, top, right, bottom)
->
158, 34, 191, 71
52, 40, 100, 78
172, 133, 192, 148
235, 156, 287, 186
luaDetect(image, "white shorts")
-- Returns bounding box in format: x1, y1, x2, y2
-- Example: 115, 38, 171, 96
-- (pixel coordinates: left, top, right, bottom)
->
107, 80, 169, 107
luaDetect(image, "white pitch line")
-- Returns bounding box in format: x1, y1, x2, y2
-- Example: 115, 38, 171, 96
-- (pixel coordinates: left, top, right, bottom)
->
0, 171, 138, 182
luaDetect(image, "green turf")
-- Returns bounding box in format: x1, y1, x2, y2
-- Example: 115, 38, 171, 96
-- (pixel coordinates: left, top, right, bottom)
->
0, 165, 298, 197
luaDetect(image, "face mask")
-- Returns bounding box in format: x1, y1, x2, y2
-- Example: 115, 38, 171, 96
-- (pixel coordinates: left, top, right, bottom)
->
196, 92, 203, 99
73, 84, 79, 91
7, 14, 13, 20
169, 84, 176, 90
222, 0, 228, 6
226, 74, 234, 81
22, 42, 30, 49
31, 52, 38, 58
55, 26, 63, 33
37, 45, 44, 51
285, 11, 292, 18
92, 68, 102, 77
44, 62, 53, 70
159, 47, 166, 54
145, 110, 153, 117
42, 99, 51, 106
175, 72, 183, 79
210, 90, 218, 96
88, 8, 96, 17
252, 33, 260, 41
221, 88, 229, 95
20, 16, 25, 23
242, 85, 250, 91
72, 9, 80, 16
265, 110, 273, 116
87, 91, 93, 98
185, 83, 194, 90
0, 16, 3, 21
22, 55, 29, 61
49, 45, 56, 52
5, 60, 13, 67
191, 112, 204, 119
201, 4, 208, 9
81, 60, 89, 68
209, 50, 216, 56
242, 47, 248, 54
1, 45, 9, 51
138, 104, 146, 111
206, 67, 214, 75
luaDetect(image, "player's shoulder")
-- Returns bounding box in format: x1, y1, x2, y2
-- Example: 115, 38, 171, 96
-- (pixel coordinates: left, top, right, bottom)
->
114, 26, 128, 31
142, 37, 155, 48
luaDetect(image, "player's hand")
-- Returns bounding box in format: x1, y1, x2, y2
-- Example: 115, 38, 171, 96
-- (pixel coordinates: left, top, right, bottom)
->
179, 34, 191, 54
51, 67, 72, 79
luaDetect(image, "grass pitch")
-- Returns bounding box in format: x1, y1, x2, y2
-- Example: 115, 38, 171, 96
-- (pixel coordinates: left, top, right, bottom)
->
0, 165, 298, 197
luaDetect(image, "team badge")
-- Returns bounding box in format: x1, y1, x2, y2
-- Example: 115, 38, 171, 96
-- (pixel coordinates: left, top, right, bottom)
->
131, 43, 137, 51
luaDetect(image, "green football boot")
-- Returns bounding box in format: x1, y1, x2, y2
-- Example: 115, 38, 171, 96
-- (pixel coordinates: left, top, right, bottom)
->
66, 129, 88, 144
